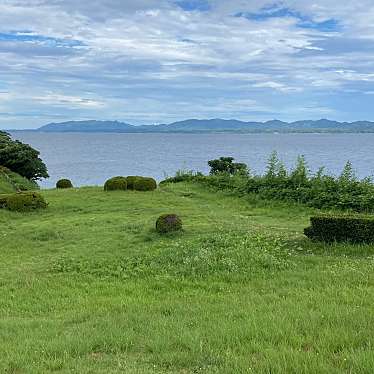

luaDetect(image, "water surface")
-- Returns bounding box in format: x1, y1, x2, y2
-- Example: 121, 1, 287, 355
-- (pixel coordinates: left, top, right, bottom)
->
11, 132, 374, 188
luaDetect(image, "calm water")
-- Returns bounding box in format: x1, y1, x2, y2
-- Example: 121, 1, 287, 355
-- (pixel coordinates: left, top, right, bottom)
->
11, 132, 374, 188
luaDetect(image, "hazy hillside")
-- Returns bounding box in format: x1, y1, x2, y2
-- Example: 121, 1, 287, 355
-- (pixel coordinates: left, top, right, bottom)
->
35, 118, 374, 133
39, 120, 134, 132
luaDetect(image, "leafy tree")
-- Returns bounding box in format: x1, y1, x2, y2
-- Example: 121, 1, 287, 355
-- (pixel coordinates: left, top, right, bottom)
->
314, 166, 326, 180
265, 151, 278, 179
339, 161, 356, 183
265, 151, 288, 179
208, 157, 248, 175
290, 155, 309, 186
277, 161, 288, 179
0, 131, 48, 181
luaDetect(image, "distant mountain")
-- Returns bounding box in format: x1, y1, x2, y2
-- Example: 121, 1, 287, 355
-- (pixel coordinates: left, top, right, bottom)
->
35, 119, 374, 133
38, 120, 134, 132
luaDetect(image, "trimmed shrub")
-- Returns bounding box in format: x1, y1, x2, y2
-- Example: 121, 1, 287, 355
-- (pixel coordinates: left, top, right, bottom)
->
104, 176, 127, 191
156, 214, 183, 233
304, 214, 374, 243
0, 194, 11, 209
56, 179, 73, 189
126, 176, 140, 190
134, 177, 157, 191
6, 192, 47, 212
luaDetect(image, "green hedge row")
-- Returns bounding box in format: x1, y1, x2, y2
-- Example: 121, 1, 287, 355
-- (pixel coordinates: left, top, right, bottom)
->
304, 215, 374, 243
104, 176, 157, 192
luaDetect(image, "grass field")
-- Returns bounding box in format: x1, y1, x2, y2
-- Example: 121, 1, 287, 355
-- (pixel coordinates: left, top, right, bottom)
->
1, 183, 374, 373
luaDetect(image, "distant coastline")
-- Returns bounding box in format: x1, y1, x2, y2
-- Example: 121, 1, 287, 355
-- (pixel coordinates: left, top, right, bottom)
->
8, 118, 374, 133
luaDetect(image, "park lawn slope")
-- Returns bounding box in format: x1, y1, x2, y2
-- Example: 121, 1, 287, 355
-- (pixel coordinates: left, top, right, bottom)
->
0, 183, 374, 373
0, 167, 38, 194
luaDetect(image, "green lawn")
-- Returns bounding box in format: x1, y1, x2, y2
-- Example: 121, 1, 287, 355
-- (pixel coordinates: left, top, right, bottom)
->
1, 183, 374, 373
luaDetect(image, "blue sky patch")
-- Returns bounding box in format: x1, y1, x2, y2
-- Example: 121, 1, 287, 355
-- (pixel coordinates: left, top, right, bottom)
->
0, 31, 84, 47
175, 0, 211, 12
236, 6, 339, 32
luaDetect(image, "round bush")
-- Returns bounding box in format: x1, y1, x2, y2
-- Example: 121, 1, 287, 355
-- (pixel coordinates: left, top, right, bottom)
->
104, 176, 127, 191
133, 177, 157, 191
6, 192, 47, 212
126, 176, 140, 190
56, 179, 73, 189
156, 214, 183, 233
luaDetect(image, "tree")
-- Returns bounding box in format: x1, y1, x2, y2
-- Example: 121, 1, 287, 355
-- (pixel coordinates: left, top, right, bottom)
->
290, 155, 309, 186
265, 151, 287, 180
0, 131, 48, 181
339, 161, 356, 183
208, 157, 248, 175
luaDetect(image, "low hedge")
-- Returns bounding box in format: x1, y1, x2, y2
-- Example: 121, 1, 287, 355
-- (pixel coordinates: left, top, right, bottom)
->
56, 179, 73, 189
134, 177, 157, 191
156, 214, 183, 233
104, 176, 127, 191
304, 214, 374, 243
126, 176, 140, 190
6, 192, 47, 212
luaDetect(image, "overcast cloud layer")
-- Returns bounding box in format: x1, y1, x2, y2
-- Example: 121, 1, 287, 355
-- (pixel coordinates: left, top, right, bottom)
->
1, 0, 374, 128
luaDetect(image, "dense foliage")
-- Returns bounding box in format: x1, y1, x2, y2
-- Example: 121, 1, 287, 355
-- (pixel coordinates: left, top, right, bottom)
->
5, 192, 47, 212
304, 215, 374, 243
156, 214, 183, 233
134, 177, 157, 191
56, 179, 73, 189
104, 176, 127, 191
159, 170, 204, 185
208, 156, 248, 175
126, 176, 140, 190
162, 154, 374, 213
0, 131, 48, 181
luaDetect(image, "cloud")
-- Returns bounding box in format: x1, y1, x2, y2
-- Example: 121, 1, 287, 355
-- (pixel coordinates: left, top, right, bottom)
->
1, 0, 374, 128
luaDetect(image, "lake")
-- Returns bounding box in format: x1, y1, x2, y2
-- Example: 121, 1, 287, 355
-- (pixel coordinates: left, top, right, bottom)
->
10, 132, 374, 188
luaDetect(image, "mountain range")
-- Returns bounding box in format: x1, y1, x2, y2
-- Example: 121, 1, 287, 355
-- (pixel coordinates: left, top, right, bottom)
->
34, 119, 374, 133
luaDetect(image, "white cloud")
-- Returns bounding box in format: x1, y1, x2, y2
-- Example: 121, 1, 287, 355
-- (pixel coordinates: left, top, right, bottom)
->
1, 0, 374, 128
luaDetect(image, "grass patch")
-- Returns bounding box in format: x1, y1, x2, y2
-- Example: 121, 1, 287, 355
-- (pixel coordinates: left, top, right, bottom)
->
0, 183, 374, 373
0, 168, 38, 194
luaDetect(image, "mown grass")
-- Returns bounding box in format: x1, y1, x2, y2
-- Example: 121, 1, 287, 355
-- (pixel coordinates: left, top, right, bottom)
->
1, 183, 374, 373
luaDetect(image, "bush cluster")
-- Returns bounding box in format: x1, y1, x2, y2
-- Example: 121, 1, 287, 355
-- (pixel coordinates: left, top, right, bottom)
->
104, 176, 127, 191
5, 192, 47, 212
304, 215, 374, 243
160, 170, 204, 185
208, 157, 248, 175
162, 154, 374, 213
133, 177, 157, 191
103, 176, 157, 192
156, 214, 183, 233
56, 179, 73, 189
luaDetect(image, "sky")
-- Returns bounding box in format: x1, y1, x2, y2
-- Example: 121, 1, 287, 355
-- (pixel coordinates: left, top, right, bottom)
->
1, 0, 374, 129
